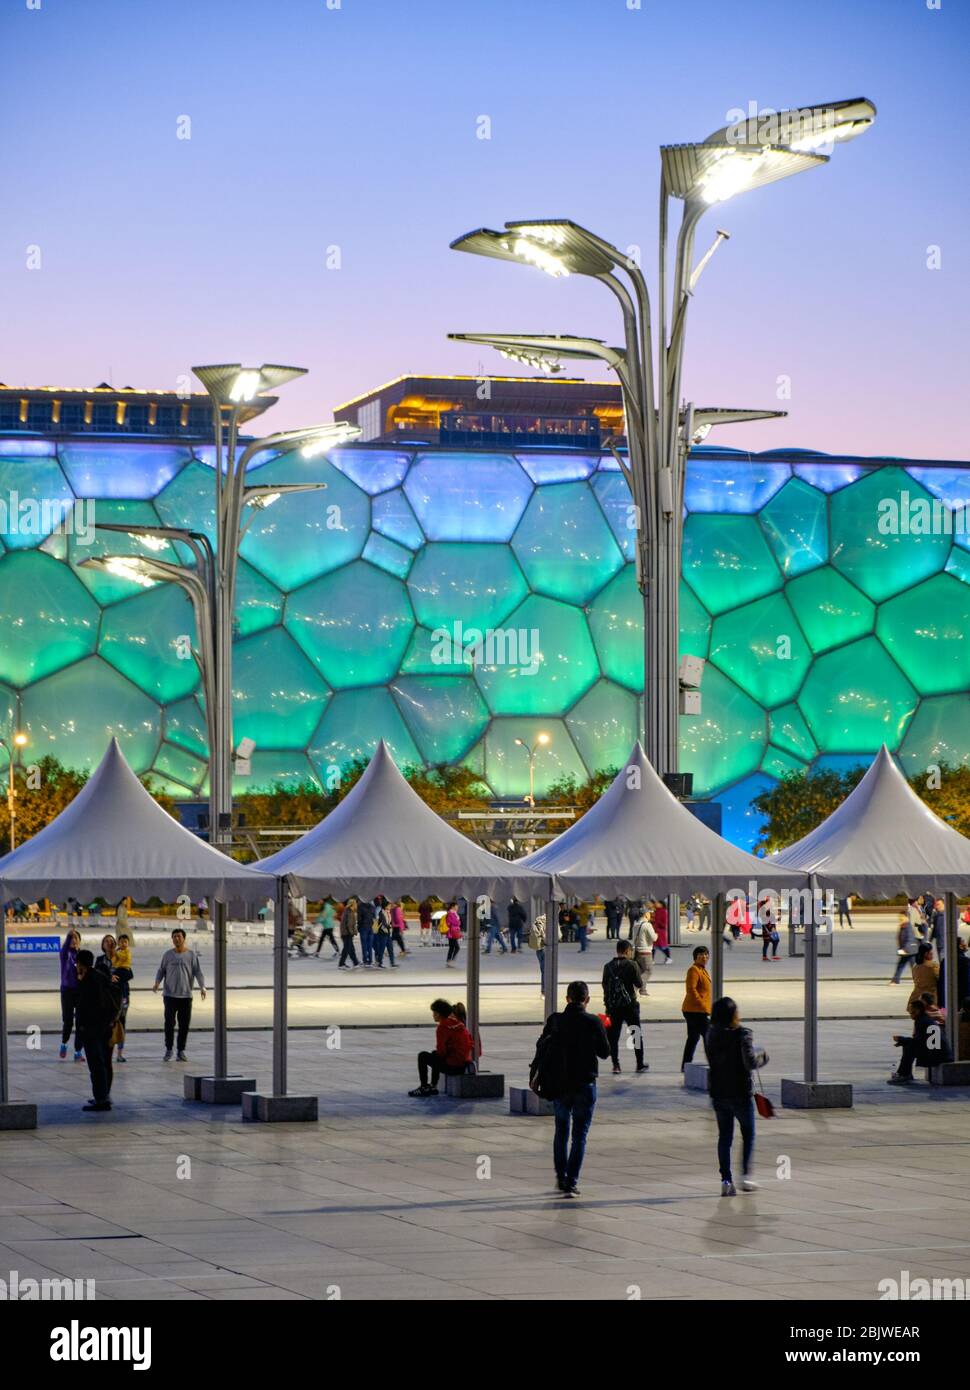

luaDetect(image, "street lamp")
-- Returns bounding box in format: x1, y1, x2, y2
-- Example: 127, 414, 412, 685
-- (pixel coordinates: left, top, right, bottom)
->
449, 97, 875, 777
1, 732, 28, 852
514, 733, 551, 808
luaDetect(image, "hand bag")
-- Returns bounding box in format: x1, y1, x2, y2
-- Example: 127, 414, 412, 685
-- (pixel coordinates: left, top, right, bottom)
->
754, 1063, 774, 1118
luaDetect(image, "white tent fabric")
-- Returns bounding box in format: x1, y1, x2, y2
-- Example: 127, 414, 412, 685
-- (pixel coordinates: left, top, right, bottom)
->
258, 741, 551, 901
520, 743, 805, 897
770, 743, 970, 896
0, 739, 273, 904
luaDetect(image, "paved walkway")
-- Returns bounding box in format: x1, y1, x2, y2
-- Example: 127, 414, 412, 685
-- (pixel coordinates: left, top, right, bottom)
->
2, 1018, 968, 1301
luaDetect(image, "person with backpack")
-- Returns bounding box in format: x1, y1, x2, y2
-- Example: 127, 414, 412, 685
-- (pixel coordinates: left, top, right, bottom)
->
602, 940, 647, 1075
75, 948, 121, 1112
408, 998, 473, 1097
706, 996, 768, 1195
530, 980, 610, 1197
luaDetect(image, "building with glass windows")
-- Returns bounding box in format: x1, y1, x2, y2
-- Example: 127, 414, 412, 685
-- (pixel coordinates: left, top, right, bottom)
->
1, 379, 969, 847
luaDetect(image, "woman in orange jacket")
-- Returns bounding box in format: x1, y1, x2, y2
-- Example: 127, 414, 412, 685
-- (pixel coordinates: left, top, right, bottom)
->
681, 946, 712, 1070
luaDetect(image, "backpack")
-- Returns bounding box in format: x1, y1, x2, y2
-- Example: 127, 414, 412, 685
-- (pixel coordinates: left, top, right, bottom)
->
603, 958, 634, 1013
527, 920, 544, 951
529, 1015, 569, 1100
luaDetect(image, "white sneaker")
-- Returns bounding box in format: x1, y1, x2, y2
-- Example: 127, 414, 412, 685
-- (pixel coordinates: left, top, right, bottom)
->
741, 1178, 759, 1192
721, 1180, 737, 1196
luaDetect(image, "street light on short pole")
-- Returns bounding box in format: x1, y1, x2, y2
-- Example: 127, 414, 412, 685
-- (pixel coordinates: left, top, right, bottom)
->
1, 732, 29, 852
514, 732, 551, 809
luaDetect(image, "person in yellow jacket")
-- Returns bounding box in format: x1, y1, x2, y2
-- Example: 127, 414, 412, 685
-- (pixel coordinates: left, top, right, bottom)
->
681, 945, 712, 1070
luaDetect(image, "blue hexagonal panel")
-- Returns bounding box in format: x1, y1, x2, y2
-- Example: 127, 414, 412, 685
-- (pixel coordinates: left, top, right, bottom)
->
404, 453, 532, 541
512, 481, 622, 605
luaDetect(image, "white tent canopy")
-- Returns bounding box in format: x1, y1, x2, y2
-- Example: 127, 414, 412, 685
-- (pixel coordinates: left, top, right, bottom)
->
258, 740, 552, 902
0, 738, 273, 904
770, 743, 970, 896
520, 742, 805, 898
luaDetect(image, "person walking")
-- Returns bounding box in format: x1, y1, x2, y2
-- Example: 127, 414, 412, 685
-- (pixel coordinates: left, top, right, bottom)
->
390, 900, 410, 956
507, 897, 527, 953
681, 945, 712, 1069
112, 932, 134, 1063
838, 893, 854, 929
706, 996, 768, 1195
530, 980, 610, 1197
575, 902, 591, 953
338, 897, 360, 969
418, 897, 434, 947
484, 901, 507, 954
408, 999, 473, 1097
652, 899, 671, 963
58, 928, 83, 1061
605, 898, 622, 941
357, 896, 376, 967
759, 897, 780, 961
75, 948, 121, 1112
152, 928, 206, 1061
373, 899, 397, 969
632, 910, 656, 993
890, 910, 920, 984
697, 895, 711, 933
602, 940, 647, 1075
444, 902, 462, 967
929, 898, 947, 967
314, 899, 339, 958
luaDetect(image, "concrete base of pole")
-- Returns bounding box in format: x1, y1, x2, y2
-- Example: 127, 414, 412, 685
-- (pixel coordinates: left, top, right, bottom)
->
682, 1063, 709, 1091
195, 1075, 257, 1104
928, 1062, 970, 1087
241, 1091, 318, 1123
444, 1072, 505, 1099
0, 1101, 37, 1130
781, 1078, 853, 1109
509, 1086, 554, 1115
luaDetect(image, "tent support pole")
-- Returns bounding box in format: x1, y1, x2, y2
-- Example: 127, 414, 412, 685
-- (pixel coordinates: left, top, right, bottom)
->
466, 890, 481, 1062
945, 891, 959, 1064
667, 893, 681, 948
273, 878, 288, 1096
0, 909, 7, 1104
805, 875, 819, 1084
544, 897, 559, 1020
213, 899, 228, 1079
711, 891, 725, 1000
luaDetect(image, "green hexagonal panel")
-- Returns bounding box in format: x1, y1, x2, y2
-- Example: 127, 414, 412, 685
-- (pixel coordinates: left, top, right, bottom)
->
709, 592, 811, 707
407, 543, 527, 633
400, 625, 472, 676
163, 695, 208, 760
371, 487, 424, 550
99, 584, 201, 702
898, 695, 970, 773
234, 750, 321, 796
153, 460, 218, 546
483, 718, 587, 799
758, 477, 828, 577
565, 679, 638, 776
830, 466, 950, 602
785, 565, 875, 654
682, 514, 781, 616
761, 745, 808, 779
769, 703, 817, 761
21, 656, 160, 773
679, 578, 711, 660
284, 560, 414, 689
876, 573, 970, 695
0, 551, 100, 686
586, 565, 642, 693
797, 636, 917, 754
234, 558, 283, 638
232, 626, 332, 749
590, 472, 636, 561
679, 664, 767, 797
511, 482, 622, 604
390, 675, 489, 764
239, 452, 370, 591
69, 499, 180, 605
0, 455, 74, 550
474, 593, 598, 717
362, 532, 413, 580
151, 741, 207, 793
309, 687, 422, 779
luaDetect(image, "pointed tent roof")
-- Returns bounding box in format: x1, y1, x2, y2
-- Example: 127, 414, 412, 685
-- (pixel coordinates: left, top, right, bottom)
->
0, 739, 273, 904
771, 744, 970, 895
520, 743, 804, 897
258, 741, 551, 901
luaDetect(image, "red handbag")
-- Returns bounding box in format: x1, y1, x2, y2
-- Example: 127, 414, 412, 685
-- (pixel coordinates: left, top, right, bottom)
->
754, 1065, 775, 1118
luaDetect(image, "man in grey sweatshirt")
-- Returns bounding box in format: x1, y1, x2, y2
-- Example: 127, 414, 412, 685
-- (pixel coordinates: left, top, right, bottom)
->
153, 928, 207, 1061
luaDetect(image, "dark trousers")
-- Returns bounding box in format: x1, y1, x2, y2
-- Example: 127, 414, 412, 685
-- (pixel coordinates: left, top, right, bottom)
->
374, 933, 395, 966
391, 928, 408, 954
896, 1038, 919, 1078
339, 936, 359, 966
358, 926, 374, 965
417, 1051, 464, 1088
606, 918, 619, 940
508, 925, 522, 952
839, 905, 853, 927
315, 927, 338, 955
553, 1082, 596, 1186
446, 937, 460, 963
682, 1011, 710, 1067
762, 933, 779, 959
163, 995, 192, 1052
60, 987, 79, 1047
577, 926, 588, 953
608, 1004, 643, 1069
713, 1097, 755, 1181
81, 1029, 113, 1103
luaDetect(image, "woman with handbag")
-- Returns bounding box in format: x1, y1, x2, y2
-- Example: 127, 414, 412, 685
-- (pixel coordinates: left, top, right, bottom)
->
706, 996, 769, 1196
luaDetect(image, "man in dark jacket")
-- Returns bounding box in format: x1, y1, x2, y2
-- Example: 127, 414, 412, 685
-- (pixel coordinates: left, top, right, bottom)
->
507, 898, 527, 953
534, 981, 610, 1197
357, 897, 376, 968
75, 949, 120, 1112
602, 941, 647, 1075
890, 997, 952, 1082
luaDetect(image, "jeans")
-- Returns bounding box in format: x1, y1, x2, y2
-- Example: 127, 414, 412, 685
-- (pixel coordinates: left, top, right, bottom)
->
892, 953, 915, 984
80, 1028, 113, 1103
577, 926, 588, 953
762, 933, 779, 959
608, 1004, 643, 1069
417, 1051, 465, 1088
606, 918, 619, 940
508, 925, 522, 952
839, 905, 853, 927
485, 923, 506, 954
553, 1083, 596, 1186
375, 933, 395, 966
713, 1097, 755, 1181
682, 1012, 709, 1067
358, 926, 374, 965
163, 996, 192, 1052
339, 936, 359, 967
60, 987, 79, 1047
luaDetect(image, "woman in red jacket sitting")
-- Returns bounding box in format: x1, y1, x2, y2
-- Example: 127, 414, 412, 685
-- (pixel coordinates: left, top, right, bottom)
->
409, 999, 473, 1097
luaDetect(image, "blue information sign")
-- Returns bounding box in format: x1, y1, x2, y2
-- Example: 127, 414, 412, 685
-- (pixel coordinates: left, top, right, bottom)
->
6, 936, 61, 954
